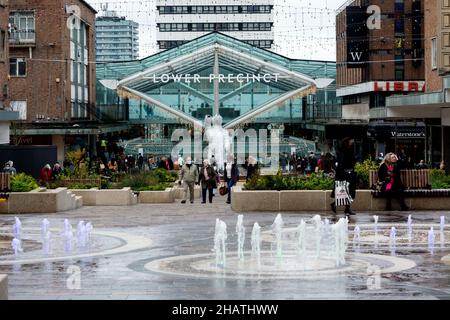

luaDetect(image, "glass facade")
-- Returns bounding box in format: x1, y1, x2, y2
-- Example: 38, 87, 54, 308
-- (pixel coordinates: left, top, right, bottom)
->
96, 33, 340, 143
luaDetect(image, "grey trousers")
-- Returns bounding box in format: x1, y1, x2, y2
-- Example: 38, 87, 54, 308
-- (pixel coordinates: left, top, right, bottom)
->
183, 181, 195, 202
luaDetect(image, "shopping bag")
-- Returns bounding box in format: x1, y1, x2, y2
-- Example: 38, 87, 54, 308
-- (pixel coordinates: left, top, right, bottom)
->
335, 180, 353, 207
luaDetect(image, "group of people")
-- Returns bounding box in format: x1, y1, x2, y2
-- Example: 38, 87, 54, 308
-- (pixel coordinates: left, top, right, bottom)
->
280, 151, 336, 176
178, 155, 242, 205
330, 138, 421, 216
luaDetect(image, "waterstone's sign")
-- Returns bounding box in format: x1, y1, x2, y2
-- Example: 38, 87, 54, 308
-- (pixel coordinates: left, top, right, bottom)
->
391, 131, 426, 138
147, 73, 281, 84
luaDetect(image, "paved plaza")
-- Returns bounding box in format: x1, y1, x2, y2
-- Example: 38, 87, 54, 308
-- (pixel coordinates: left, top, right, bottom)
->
1, 200, 450, 300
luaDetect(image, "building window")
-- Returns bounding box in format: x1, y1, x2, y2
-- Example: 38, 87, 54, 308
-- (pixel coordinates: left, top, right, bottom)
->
9, 58, 26, 76
10, 101, 27, 120
0, 30, 6, 61
9, 12, 35, 43
431, 38, 437, 70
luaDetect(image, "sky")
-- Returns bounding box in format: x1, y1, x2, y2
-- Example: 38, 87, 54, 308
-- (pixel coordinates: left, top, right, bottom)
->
87, 0, 347, 61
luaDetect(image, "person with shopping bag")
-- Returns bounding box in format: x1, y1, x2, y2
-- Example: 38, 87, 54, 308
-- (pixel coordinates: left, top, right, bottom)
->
330, 137, 357, 216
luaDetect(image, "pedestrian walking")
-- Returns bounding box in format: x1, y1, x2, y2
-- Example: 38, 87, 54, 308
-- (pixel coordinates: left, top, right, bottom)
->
199, 159, 217, 204
330, 137, 357, 216
224, 156, 239, 204
179, 157, 198, 204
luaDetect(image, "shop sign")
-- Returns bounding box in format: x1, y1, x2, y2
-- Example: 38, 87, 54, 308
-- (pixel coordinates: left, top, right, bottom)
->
374, 81, 425, 92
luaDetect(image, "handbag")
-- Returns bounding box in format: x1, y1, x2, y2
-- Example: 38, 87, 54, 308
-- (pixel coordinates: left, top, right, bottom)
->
335, 180, 353, 207
219, 183, 228, 196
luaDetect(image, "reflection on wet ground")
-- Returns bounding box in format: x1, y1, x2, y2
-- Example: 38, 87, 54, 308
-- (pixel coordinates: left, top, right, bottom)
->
0, 202, 449, 300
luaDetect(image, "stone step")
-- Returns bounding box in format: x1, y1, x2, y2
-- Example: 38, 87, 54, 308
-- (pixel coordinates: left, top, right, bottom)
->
75, 196, 83, 208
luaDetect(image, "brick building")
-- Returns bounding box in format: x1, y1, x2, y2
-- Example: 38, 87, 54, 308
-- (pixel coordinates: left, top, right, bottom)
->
386, 0, 450, 168
0, 0, 19, 145
4, 0, 126, 161
335, 0, 438, 164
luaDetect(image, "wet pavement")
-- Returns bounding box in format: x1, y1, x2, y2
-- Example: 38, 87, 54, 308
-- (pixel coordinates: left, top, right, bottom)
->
0, 199, 450, 300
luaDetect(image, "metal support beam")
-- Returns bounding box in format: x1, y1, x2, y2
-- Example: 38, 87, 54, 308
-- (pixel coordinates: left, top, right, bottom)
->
173, 82, 214, 105
219, 82, 254, 104
213, 48, 220, 116
120, 86, 204, 128
224, 85, 314, 129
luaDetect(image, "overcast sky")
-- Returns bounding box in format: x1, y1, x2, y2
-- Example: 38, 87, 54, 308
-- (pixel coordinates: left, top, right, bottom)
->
87, 0, 347, 61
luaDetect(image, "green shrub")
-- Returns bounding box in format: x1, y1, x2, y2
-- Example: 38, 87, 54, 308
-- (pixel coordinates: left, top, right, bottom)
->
135, 183, 172, 191
244, 172, 334, 191
431, 169, 450, 189
152, 168, 178, 182
11, 173, 39, 192
355, 158, 379, 188
66, 183, 98, 190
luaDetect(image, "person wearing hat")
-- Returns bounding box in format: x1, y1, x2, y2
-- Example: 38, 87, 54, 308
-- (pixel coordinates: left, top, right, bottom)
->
3, 161, 17, 175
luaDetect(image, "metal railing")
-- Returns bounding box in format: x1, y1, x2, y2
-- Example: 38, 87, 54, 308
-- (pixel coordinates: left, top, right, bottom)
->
9, 31, 36, 45
307, 104, 342, 120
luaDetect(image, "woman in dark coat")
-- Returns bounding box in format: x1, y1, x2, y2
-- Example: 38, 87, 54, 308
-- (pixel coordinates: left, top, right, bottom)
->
330, 137, 357, 215
378, 153, 409, 211
224, 157, 239, 204
199, 159, 217, 204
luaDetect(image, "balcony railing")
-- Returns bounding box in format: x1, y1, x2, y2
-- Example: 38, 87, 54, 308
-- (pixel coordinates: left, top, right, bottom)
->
9, 31, 36, 46
307, 104, 342, 121
96, 104, 127, 122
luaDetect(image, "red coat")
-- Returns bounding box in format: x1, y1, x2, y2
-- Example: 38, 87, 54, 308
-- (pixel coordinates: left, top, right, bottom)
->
40, 167, 52, 183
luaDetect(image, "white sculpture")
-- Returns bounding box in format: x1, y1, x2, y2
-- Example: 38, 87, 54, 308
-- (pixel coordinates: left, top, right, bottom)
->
204, 114, 231, 171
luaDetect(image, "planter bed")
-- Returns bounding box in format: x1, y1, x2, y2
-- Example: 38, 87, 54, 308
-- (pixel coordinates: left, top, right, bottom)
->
231, 186, 450, 212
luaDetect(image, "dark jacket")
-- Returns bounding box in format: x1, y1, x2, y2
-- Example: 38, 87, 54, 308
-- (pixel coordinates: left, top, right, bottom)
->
199, 165, 217, 189
224, 163, 239, 184
246, 164, 258, 181
333, 147, 357, 199
378, 163, 403, 192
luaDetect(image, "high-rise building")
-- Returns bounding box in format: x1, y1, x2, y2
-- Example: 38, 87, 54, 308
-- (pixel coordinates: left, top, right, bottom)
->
96, 9, 139, 62
156, 0, 275, 50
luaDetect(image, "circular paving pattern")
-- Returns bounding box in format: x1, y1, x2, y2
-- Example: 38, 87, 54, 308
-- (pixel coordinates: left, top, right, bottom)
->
0, 228, 152, 265
144, 251, 416, 280
142, 222, 450, 280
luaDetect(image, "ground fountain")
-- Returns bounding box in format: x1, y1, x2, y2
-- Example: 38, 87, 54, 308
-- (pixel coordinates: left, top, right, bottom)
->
373, 215, 379, 248
312, 215, 322, 259
428, 227, 435, 254
236, 215, 245, 261
389, 227, 397, 255
440, 216, 445, 248
297, 219, 307, 260
353, 225, 361, 251
77, 221, 87, 248
251, 222, 261, 267
407, 215, 413, 244
271, 214, 284, 258
11, 238, 22, 256
214, 219, 227, 267
13, 217, 22, 240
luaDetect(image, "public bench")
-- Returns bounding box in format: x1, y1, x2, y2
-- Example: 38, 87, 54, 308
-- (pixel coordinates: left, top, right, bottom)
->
0, 173, 11, 200
368, 169, 450, 197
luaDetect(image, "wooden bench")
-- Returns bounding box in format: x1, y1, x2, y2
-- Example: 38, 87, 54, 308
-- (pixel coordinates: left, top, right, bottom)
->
0, 173, 11, 200
368, 169, 450, 197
